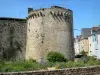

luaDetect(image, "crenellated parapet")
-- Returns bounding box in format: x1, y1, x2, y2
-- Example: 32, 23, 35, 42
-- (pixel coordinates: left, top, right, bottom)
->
49, 10, 72, 23
27, 12, 45, 19
49, 10, 72, 18
50, 10, 71, 16
27, 7, 72, 23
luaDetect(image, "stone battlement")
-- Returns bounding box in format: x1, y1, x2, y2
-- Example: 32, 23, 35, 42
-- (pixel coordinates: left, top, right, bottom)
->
27, 6, 72, 22
28, 6, 67, 14
28, 6, 72, 18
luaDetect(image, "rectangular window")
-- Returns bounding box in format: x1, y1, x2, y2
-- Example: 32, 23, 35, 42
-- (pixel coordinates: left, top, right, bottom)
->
96, 49, 98, 50
92, 34, 97, 42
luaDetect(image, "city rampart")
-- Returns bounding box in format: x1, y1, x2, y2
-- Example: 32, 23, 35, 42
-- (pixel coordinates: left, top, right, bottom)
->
0, 17, 27, 60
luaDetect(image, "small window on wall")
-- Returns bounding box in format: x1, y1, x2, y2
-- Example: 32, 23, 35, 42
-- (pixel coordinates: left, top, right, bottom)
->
96, 49, 98, 50
0, 36, 2, 38
92, 34, 95, 42
0, 31, 2, 33
0, 42, 2, 46
29, 22, 30, 26
95, 38, 96, 41
28, 29, 30, 32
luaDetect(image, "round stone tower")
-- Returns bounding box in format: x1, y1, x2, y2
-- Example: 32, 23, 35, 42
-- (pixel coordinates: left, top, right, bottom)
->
26, 6, 75, 62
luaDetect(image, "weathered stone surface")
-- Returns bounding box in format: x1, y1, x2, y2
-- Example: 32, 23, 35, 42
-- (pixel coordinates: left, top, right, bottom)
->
26, 6, 75, 62
0, 66, 100, 75
0, 18, 27, 59
0, 6, 75, 61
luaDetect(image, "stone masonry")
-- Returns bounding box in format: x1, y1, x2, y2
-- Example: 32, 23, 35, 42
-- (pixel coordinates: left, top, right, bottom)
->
0, 6, 75, 62
0, 66, 100, 75
26, 6, 74, 62
0, 18, 26, 60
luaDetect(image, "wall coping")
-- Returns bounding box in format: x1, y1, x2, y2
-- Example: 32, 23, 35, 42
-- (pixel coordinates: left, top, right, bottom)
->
0, 65, 100, 74
0, 17, 26, 22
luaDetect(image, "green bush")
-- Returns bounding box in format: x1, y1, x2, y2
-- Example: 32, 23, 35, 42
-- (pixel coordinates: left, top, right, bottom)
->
47, 51, 67, 62
27, 58, 36, 63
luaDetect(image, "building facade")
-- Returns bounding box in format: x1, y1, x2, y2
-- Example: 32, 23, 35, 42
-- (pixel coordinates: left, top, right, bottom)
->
88, 27, 100, 59
79, 39, 89, 53
74, 35, 81, 55
74, 28, 91, 55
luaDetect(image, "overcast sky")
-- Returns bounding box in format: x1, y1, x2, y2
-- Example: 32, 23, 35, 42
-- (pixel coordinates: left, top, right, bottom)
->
0, 0, 100, 37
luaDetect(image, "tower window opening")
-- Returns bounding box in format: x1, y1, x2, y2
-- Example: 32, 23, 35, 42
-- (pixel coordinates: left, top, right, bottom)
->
28, 29, 30, 32
42, 41, 44, 44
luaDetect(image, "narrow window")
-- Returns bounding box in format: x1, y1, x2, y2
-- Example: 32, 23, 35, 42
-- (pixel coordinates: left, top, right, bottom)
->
29, 22, 30, 26
28, 29, 30, 32
0, 31, 2, 33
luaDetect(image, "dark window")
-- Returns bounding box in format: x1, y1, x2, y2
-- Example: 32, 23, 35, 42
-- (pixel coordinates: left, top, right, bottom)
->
96, 49, 98, 50
0, 42, 2, 46
42, 41, 44, 43
28, 29, 30, 32
0, 31, 2, 33
29, 22, 30, 26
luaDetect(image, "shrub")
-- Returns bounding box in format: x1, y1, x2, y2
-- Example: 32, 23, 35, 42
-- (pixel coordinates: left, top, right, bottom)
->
80, 51, 87, 56
79, 56, 89, 63
47, 51, 67, 62
27, 58, 36, 63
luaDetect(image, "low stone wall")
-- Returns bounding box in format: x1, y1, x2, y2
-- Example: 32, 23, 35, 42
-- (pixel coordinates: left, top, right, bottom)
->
0, 66, 100, 75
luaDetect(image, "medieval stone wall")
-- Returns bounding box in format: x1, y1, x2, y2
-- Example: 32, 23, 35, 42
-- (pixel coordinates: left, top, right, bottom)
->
26, 6, 74, 62
0, 18, 27, 60
0, 6, 75, 61
0, 66, 100, 75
